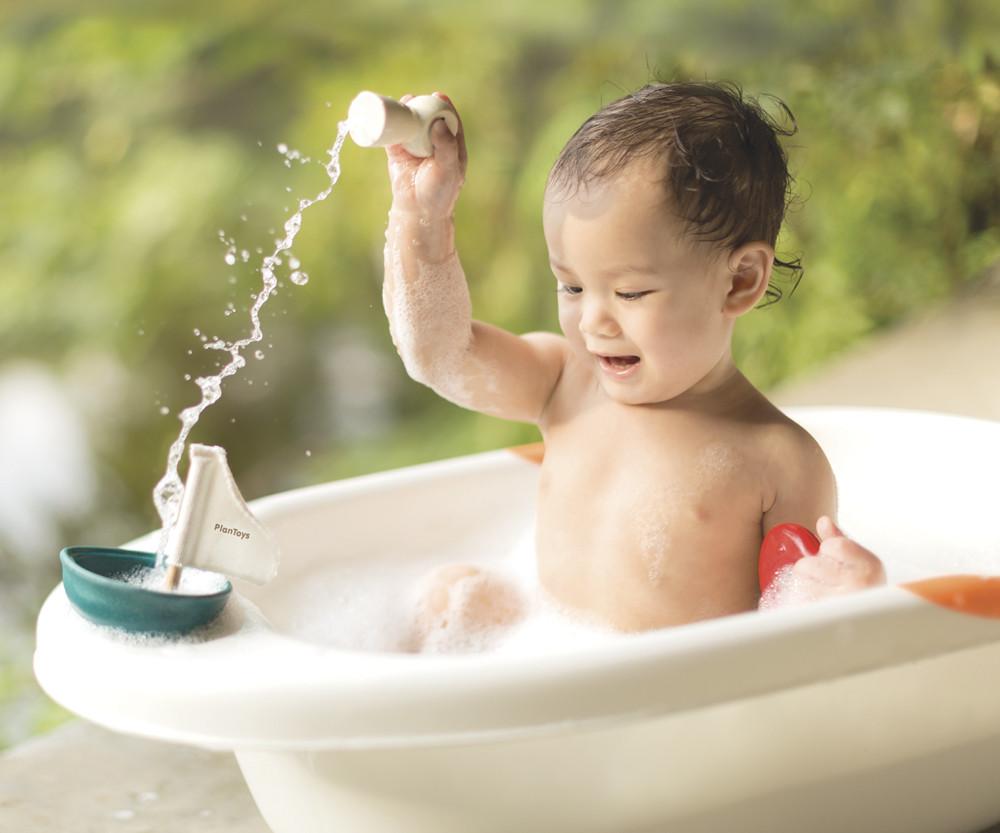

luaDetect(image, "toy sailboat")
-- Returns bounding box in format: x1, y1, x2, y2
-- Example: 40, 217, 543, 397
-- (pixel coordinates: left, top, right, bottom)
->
162, 444, 279, 591
60, 444, 280, 634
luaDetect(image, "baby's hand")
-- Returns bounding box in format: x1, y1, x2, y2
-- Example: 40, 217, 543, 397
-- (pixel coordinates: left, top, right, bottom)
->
759, 516, 886, 610
386, 92, 467, 221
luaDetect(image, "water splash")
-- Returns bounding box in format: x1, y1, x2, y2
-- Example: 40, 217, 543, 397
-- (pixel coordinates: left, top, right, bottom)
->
152, 120, 350, 564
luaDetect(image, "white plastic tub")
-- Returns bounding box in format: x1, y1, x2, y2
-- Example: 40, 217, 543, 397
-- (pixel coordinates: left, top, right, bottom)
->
35, 408, 1000, 833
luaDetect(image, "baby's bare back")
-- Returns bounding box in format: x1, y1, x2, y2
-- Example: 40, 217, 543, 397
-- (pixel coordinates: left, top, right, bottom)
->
536, 361, 785, 630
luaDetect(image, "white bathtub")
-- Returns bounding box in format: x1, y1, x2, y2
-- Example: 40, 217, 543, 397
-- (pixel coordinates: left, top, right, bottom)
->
34, 407, 1000, 833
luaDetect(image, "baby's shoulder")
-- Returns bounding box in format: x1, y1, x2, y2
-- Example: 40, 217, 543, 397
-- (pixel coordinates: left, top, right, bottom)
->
752, 411, 837, 523
753, 410, 833, 479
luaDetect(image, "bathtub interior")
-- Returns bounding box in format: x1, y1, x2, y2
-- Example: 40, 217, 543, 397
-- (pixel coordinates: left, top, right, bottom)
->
798, 407, 1000, 580
233, 406, 1000, 652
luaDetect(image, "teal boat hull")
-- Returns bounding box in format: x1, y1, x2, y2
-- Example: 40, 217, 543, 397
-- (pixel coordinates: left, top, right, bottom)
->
60, 546, 231, 635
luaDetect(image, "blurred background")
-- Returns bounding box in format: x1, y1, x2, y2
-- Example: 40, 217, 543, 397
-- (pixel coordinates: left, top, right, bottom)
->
1, 0, 997, 749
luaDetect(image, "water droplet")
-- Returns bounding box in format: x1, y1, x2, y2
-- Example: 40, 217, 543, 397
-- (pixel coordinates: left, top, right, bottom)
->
159, 406, 170, 415
224, 252, 236, 265
137, 328, 145, 336
288, 256, 301, 269
240, 213, 248, 222
254, 350, 265, 360
228, 275, 238, 285
305, 450, 312, 457
240, 250, 250, 262
184, 374, 191, 381
277, 143, 288, 153
290, 271, 309, 286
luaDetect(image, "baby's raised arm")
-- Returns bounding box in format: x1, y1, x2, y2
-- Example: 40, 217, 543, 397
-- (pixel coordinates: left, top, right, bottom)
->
382, 94, 566, 424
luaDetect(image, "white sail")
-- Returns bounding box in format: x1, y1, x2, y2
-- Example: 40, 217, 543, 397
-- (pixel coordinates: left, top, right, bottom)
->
165, 444, 279, 584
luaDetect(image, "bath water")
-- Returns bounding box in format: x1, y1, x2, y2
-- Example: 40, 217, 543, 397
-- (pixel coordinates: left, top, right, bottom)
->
121, 564, 228, 595
267, 532, 625, 656
152, 121, 350, 564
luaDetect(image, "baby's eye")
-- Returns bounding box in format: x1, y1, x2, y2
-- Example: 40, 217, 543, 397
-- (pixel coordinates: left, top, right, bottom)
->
557, 284, 583, 296
616, 290, 653, 301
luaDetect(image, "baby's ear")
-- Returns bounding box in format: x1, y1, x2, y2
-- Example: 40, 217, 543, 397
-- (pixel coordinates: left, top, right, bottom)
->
722, 243, 774, 317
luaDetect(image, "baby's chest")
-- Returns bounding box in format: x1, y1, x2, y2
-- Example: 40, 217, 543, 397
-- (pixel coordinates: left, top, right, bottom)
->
538, 440, 760, 547
539, 427, 761, 556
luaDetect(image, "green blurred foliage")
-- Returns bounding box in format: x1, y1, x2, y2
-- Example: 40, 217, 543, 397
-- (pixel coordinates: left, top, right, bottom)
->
0, 0, 997, 745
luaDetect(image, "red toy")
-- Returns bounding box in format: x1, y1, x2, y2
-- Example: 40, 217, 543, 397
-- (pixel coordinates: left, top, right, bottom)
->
759, 523, 821, 594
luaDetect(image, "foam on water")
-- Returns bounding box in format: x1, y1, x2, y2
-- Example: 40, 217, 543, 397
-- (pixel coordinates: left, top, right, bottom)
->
152, 121, 351, 565
120, 564, 228, 595
271, 533, 624, 656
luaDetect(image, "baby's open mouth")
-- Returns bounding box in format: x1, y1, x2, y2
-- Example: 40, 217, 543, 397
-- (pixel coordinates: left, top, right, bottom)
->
597, 354, 641, 375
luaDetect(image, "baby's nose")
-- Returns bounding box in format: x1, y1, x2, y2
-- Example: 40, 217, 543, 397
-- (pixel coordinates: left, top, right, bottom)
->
579, 298, 621, 339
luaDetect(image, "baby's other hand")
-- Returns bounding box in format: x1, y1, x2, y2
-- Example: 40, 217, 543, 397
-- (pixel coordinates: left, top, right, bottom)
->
386, 92, 467, 221
759, 516, 886, 610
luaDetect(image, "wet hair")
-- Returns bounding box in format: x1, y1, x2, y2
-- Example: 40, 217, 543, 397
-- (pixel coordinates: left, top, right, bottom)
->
547, 81, 802, 305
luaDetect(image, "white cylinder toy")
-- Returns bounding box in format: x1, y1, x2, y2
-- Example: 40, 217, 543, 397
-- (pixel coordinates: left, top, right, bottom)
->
347, 91, 459, 158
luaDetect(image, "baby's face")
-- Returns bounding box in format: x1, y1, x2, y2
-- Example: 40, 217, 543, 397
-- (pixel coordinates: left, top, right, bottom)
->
543, 161, 736, 406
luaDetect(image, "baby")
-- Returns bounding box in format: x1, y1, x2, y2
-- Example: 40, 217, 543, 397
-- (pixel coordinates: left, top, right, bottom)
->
380, 82, 885, 646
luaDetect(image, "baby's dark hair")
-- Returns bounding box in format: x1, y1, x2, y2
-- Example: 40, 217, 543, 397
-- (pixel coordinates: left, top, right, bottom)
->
548, 81, 802, 304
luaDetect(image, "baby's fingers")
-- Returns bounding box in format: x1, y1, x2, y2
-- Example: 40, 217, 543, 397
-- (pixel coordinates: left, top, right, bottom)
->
791, 552, 836, 582
812, 537, 886, 587
433, 92, 467, 171
386, 142, 419, 167
429, 118, 461, 171
817, 515, 843, 541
